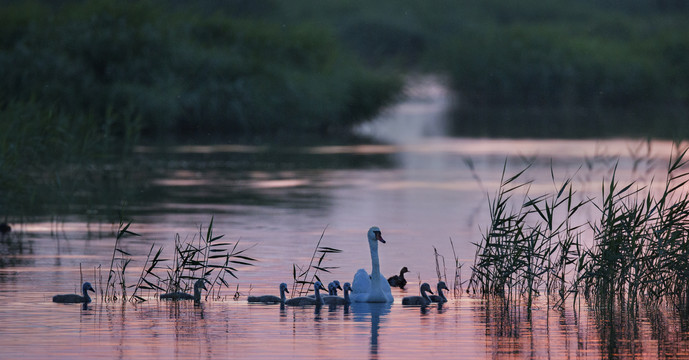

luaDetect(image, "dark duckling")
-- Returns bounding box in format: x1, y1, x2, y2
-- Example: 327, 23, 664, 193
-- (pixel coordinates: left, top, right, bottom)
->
53, 282, 95, 303
0, 223, 11, 236
285, 281, 326, 306
160, 279, 207, 303
387, 267, 409, 289
322, 282, 352, 305
248, 283, 289, 304
402, 282, 433, 306
429, 281, 449, 303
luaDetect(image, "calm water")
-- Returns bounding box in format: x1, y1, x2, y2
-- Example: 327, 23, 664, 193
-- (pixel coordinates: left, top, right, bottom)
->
2, 77, 689, 359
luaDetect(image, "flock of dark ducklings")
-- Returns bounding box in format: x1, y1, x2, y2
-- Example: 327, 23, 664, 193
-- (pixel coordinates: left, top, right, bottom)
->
48, 223, 448, 307
52, 273, 450, 307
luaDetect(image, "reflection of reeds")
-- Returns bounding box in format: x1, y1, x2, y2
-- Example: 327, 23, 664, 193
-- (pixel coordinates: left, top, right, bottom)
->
291, 226, 342, 297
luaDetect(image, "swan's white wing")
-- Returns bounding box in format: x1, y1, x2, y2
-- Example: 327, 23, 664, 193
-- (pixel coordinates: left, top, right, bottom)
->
351, 268, 371, 302
376, 272, 394, 302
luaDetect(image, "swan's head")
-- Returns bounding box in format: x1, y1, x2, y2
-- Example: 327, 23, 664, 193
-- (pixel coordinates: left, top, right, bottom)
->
437, 281, 449, 291
401, 266, 409, 274
83, 282, 95, 293
280, 282, 289, 293
343, 282, 352, 292
194, 279, 207, 291
367, 226, 385, 244
420, 283, 433, 294
314, 281, 327, 291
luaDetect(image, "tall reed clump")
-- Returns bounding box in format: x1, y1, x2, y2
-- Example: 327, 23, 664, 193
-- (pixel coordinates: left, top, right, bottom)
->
291, 226, 342, 296
580, 148, 689, 312
468, 161, 587, 309
101, 216, 256, 302
103, 218, 140, 302
159, 216, 257, 301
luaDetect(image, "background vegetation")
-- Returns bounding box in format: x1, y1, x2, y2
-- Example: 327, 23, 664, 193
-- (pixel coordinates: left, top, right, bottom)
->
2, 0, 689, 215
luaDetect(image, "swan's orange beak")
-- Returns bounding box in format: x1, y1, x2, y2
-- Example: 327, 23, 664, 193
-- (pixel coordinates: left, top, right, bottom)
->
374, 231, 386, 244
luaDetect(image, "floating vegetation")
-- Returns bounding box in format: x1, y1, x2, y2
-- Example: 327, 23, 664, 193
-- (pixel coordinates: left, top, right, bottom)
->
469, 145, 689, 316
291, 226, 343, 297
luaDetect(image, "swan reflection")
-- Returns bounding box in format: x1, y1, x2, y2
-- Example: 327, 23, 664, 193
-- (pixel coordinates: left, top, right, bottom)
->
350, 302, 392, 359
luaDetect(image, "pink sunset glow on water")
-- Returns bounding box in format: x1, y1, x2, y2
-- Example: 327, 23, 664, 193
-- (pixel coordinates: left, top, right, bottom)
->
2, 78, 689, 359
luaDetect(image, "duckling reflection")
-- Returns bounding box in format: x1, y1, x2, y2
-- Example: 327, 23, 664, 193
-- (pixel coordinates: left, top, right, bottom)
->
350, 302, 392, 359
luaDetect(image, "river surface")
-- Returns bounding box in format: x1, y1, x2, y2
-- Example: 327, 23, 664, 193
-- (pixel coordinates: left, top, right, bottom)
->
2, 77, 689, 359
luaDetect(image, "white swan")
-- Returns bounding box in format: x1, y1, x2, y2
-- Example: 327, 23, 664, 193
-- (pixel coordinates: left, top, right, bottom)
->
351, 226, 394, 303
429, 281, 449, 303
248, 283, 289, 304
402, 282, 433, 306
160, 279, 207, 303
53, 282, 95, 303
322, 282, 352, 305
285, 281, 326, 306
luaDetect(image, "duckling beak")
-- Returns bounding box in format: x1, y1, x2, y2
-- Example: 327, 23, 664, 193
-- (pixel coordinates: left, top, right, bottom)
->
374, 231, 386, 244
318, 283, 327, 291
284, 288, 289, 293
88, 285, 95, 293
337, 284, 343, 290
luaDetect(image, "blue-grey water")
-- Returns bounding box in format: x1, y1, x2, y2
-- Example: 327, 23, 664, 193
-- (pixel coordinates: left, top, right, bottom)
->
1, 77, 688, 359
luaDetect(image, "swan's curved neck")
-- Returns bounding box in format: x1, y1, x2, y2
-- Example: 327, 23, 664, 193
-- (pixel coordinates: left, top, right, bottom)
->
421, 289, 431, 302
344, 288, 350, 303
370, 241, 381, 280
280, 288, 287, 302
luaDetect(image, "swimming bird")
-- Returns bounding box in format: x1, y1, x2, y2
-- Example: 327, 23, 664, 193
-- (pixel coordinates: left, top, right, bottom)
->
322, 282, 352, 305
248, 283, 289, 304
351, 227, 394, 303
160, 279, 207, 303
53, 282, 95, 303
285, 281, 327, 306
387, 267, 409, 289
309, 280, 342, 298
0, 222, 11, 236
329, 280, 342, 295
429, 281, 449, 303
402, 283, 433, 306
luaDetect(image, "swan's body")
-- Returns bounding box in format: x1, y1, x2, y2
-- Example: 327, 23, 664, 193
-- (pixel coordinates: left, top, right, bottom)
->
322, 282, 352, 305
53, 282, 95, 303
285, 281, 326, 306
160, 279, 206, 303
248, 283, 288, 304
351, 227, 394, 303
402, 283, 433, 306
387, 267, 409, 288
429, 281, 449, 303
